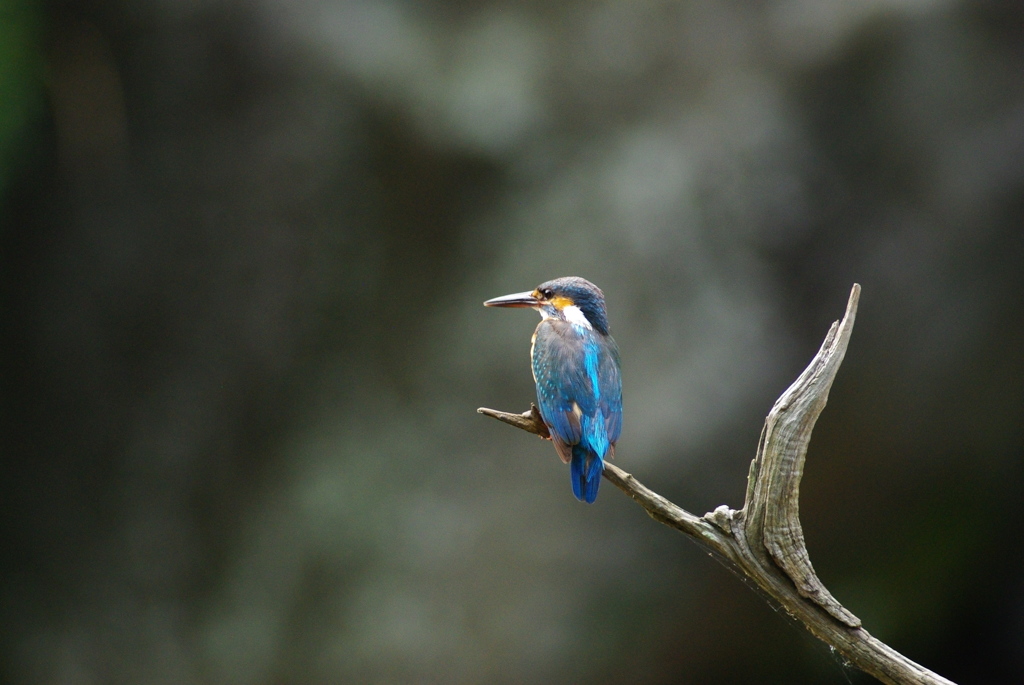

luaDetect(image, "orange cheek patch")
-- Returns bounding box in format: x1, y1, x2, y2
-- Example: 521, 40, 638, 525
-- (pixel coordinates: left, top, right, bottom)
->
550, 295, 574, 310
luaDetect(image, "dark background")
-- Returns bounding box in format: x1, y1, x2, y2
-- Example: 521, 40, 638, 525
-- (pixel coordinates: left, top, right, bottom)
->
2, 1, 1023, 683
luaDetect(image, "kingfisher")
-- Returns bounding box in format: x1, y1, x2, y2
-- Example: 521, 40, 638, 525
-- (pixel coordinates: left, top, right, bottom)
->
484, 277, 622, 503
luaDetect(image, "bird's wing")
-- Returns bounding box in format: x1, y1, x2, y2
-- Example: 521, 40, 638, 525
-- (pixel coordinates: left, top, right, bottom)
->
599, 335, 623, 448
532, 320, 587, 463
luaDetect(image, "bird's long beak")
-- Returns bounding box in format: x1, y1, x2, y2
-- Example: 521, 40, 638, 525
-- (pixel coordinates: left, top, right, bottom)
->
483, 290, 539, 308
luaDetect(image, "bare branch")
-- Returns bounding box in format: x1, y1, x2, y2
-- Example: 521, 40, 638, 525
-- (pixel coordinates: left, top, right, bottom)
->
476, 404, 550, 438
478, 284, 955, 685
744, 283, 862, 628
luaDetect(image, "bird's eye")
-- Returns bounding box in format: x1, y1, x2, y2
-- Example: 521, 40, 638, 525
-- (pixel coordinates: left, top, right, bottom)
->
541, 288, 553, 298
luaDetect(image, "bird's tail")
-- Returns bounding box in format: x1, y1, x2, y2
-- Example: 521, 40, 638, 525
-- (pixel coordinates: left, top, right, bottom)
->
570, 445, 603, 504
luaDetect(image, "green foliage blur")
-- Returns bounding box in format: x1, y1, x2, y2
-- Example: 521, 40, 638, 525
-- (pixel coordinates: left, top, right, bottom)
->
0, 0, 43, 195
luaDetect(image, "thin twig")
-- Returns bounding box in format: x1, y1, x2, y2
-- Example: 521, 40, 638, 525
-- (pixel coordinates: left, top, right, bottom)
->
478, 284, 955, 685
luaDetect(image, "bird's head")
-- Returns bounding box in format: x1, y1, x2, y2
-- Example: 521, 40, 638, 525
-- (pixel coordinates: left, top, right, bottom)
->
484, 276, 610, 334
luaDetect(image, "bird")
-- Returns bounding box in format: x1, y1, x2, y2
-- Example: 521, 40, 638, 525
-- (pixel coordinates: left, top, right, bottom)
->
484, 277, 622, 503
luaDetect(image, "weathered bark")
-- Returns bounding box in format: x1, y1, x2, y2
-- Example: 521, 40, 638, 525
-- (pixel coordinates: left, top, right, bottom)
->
479, 284, 955, 685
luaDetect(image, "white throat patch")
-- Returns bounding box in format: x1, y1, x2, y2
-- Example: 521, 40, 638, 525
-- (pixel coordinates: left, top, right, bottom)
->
562, 305, 593, 330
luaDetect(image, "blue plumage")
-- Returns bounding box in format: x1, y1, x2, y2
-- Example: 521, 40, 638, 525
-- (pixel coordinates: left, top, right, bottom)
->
485, 277, 622, 503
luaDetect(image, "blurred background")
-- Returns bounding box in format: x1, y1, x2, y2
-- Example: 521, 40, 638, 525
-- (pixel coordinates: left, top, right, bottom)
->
2, 0, 1023, 683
